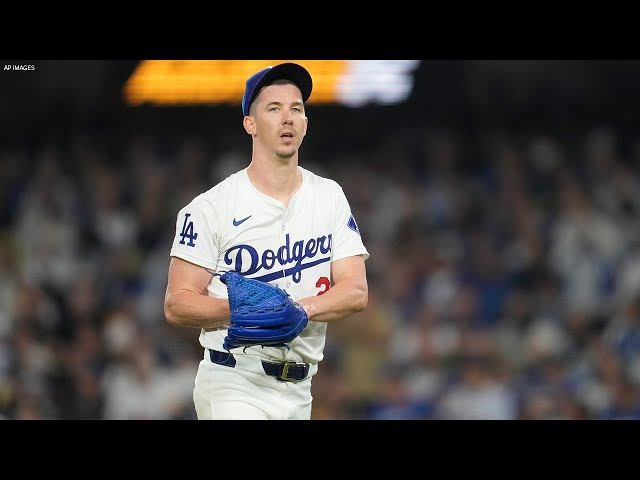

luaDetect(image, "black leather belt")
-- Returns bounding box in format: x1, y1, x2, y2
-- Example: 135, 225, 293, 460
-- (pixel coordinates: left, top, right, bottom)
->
208, 349, 310, 382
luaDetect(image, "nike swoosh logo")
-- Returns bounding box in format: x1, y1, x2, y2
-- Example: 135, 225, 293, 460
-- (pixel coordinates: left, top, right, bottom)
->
233, 215, 252, 226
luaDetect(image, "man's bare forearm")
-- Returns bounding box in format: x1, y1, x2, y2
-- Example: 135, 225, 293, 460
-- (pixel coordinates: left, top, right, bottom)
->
164, 290, 230, 329
297, 277, 368, 323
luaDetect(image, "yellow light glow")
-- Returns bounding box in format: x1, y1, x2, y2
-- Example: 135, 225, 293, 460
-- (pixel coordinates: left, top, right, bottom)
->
124, 60, 348, 106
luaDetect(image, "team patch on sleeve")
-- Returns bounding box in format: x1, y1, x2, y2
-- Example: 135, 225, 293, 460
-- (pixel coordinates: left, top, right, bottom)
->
179, 212, 198, 247
347, 214, 361, 235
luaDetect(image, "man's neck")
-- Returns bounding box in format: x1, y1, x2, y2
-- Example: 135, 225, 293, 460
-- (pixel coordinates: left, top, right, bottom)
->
246, 155, 302, 206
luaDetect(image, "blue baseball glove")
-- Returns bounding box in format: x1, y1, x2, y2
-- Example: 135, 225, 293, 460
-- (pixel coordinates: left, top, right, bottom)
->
219, 271, 309, 351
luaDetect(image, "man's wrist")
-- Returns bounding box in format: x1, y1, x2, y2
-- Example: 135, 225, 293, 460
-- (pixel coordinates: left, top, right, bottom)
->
298, 301, 316, 319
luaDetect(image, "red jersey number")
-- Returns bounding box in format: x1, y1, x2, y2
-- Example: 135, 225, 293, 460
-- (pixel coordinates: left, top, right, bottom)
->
316, 276, 330, 296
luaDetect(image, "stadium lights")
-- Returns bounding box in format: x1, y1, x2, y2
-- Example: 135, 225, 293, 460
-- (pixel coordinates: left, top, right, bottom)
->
124, 60, 421, 108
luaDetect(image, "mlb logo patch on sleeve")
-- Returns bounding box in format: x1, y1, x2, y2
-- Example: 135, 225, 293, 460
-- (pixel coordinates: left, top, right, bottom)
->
347, 215, 360, 235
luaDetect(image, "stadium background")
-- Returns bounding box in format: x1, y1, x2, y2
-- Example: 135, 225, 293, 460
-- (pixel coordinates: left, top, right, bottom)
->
1, 60, 640, 419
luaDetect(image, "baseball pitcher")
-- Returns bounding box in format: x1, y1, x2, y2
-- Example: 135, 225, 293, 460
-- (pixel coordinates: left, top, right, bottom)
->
164, 62, 369, 420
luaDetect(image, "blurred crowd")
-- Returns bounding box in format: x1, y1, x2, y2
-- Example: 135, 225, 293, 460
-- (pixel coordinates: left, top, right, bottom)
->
1, 120, 640, 419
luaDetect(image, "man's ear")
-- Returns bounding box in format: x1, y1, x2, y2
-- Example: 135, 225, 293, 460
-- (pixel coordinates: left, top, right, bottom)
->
243, 116, 256, 136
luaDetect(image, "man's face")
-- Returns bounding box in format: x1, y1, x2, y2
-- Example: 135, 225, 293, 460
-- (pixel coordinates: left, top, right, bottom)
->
251, 83, 308, 160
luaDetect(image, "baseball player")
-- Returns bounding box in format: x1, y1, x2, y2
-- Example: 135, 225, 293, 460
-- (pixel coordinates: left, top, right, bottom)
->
164, 62, 370, 420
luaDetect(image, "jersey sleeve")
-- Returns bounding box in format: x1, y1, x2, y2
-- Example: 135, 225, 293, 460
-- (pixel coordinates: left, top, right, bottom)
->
331, 186, 370, 263
170, 198, 219, 270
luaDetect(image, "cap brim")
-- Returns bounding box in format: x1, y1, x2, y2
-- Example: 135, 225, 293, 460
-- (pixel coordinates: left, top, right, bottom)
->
249, 63, 313, 111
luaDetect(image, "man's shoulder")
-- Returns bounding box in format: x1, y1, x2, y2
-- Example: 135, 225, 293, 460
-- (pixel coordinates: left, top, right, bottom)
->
208, 169, 246, 195
301, 166, 342, 192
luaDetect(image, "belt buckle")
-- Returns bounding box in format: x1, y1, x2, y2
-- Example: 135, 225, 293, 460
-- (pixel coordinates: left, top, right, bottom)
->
278, 362, 299, 382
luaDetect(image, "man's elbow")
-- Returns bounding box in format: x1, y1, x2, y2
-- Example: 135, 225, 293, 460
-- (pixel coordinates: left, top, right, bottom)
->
164, 295, 180, 326
353, 285, 368, 313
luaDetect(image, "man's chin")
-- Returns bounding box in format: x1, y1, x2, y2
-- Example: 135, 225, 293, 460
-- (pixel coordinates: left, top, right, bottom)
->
276, 147, 297, 160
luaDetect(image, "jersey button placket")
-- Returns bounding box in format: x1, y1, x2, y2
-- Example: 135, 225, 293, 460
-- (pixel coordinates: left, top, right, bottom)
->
280, 217, 287, 289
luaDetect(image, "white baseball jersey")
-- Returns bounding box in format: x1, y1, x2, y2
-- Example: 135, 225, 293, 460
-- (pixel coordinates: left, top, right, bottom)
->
170, 166, 369, 365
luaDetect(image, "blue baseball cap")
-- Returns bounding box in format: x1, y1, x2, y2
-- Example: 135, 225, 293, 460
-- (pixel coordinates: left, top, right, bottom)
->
242, 62, 313, 116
